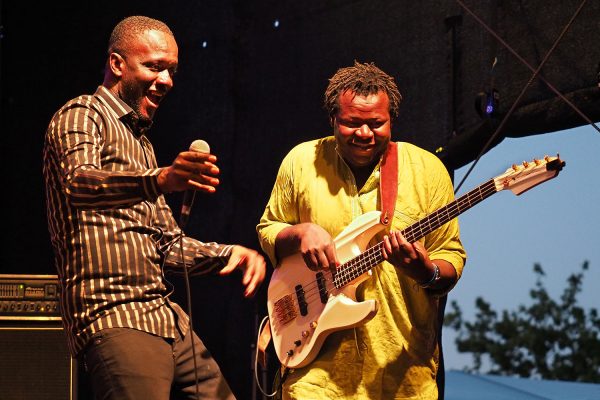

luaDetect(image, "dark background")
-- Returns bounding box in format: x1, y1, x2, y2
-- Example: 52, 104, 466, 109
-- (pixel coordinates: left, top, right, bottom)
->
1, 1, 598, 398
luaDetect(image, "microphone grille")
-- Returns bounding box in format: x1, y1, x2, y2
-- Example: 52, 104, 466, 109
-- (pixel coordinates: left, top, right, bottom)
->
189, 139, 210, 153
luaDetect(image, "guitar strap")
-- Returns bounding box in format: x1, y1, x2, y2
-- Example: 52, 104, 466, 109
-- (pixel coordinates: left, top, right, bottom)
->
379, 141, 398, 225
256, 142, 399, 371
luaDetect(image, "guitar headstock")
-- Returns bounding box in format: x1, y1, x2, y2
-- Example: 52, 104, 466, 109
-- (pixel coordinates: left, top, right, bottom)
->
493, 155, 565, 195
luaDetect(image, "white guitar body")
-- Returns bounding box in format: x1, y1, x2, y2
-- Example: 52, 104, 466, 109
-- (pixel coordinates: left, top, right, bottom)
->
267, 211, 385, 369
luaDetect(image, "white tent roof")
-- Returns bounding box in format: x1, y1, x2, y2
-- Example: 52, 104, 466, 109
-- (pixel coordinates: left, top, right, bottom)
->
445, 371, 600, 400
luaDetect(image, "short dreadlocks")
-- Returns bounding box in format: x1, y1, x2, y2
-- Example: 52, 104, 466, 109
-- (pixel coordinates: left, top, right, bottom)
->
324, 61, 403, 122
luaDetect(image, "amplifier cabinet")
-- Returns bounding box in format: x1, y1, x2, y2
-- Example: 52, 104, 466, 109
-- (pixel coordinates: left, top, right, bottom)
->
0, 319, 78, 400
0, 274, 78, 400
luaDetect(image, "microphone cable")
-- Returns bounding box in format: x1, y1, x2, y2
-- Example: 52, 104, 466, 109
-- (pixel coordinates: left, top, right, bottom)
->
175, 138, 210, 400
177, 232, 201, 400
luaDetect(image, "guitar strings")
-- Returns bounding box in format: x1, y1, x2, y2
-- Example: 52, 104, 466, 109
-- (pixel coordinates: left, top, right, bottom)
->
282, 180, 500, 310
334, 179, 499, 287
336, 163, 547, 285
280, 165, 543, 311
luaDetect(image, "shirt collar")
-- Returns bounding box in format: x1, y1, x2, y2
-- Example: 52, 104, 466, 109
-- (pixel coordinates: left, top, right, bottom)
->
94, 86, 153, 136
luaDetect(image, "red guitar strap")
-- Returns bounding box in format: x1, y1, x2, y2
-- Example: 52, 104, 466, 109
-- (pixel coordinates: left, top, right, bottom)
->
379, 142, 398, 225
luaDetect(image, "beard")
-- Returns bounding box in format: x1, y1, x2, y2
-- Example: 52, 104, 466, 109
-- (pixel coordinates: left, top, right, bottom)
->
120, 80, 154, 126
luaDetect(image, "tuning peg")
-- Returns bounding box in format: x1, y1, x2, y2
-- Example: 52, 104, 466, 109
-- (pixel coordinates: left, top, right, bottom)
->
534, 158, 541, 165
522, 161, 529, 167
512, 164, 519, 171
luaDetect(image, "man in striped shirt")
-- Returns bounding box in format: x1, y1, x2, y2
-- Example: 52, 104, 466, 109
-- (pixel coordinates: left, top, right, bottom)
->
43, 16, 265, 400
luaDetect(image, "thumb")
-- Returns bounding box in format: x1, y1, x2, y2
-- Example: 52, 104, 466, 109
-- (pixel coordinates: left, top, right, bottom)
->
219, 255, 246, 276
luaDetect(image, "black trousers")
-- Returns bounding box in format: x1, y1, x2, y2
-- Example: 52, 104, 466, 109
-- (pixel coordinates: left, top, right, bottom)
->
82, 327, 235, 400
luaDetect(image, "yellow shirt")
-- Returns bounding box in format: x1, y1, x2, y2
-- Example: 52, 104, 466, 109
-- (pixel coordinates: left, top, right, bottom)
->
257, 137, 466, 399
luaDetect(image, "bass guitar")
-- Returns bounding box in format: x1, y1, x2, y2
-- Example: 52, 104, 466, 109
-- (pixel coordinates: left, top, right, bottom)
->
267, 155, 565, 368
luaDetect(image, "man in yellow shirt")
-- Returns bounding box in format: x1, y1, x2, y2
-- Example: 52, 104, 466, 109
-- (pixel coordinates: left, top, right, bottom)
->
257, 61, 466, 399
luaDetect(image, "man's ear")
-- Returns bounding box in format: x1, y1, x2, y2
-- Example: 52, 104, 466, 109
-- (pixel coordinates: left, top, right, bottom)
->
108, 52, 125, 77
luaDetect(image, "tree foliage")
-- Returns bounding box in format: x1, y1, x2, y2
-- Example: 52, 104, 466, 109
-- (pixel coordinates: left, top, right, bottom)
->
444, 261, 600, 382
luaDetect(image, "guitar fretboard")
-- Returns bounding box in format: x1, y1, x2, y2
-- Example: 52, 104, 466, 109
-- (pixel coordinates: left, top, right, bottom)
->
333, 179, 498, 288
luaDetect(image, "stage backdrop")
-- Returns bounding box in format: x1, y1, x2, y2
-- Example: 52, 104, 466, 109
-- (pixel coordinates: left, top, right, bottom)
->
1, 1, 598, 398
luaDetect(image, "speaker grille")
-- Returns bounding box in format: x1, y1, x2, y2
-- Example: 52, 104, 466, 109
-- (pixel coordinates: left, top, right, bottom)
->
0, 323, 76, 400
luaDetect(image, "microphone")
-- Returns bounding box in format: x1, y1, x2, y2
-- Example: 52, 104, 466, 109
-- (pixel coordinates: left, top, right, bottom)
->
179, 139, 210, 228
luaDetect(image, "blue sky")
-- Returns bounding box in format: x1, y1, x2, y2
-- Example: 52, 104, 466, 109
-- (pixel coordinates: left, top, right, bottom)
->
442, 124, 600, 370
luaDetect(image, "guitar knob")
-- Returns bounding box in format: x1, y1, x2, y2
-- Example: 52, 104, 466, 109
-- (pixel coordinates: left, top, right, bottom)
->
310, 321, 318, 329
294, 340, 301, 347
287, 349, 294, 356
302, 330, 310, 338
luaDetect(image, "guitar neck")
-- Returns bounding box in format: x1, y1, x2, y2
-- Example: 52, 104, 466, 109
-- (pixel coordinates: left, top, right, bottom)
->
333, 179, 498, 288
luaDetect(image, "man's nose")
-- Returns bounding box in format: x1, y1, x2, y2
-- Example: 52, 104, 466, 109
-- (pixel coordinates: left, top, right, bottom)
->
156, 69, 174, 89
355, 124, 373, 138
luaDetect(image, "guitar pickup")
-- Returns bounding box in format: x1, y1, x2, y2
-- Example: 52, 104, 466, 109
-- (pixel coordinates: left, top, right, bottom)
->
316, 272, 328, 304
295, 284, 308, 316
273, 294, 297, 325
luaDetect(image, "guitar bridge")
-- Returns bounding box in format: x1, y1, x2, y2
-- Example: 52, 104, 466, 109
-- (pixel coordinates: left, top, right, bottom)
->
273, 294, 297, 325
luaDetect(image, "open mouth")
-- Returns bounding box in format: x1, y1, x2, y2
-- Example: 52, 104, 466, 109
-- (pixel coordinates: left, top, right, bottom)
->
146, 92, 162, 108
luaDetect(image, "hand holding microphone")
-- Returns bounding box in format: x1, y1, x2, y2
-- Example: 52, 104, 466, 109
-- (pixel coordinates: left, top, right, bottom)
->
180, 140, 213, 228
156, 139, 219, 226
182, 139, 215, 191
157, 139, 219, 192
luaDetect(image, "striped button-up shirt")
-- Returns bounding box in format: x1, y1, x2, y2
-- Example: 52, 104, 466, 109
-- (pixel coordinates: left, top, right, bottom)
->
43, 86, 233, 356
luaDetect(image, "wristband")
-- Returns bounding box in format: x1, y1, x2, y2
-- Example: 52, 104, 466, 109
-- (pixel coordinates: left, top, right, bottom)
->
419, 263, 440, 288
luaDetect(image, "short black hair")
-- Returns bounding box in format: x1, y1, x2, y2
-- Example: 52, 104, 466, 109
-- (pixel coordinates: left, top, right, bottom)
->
108, 16, 174, 56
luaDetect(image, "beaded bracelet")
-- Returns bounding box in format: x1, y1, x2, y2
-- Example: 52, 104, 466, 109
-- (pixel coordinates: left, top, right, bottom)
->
419, 263, 440, 289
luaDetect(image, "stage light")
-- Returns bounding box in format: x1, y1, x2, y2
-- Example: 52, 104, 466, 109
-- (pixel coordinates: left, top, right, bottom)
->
475, 89, 500, 118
